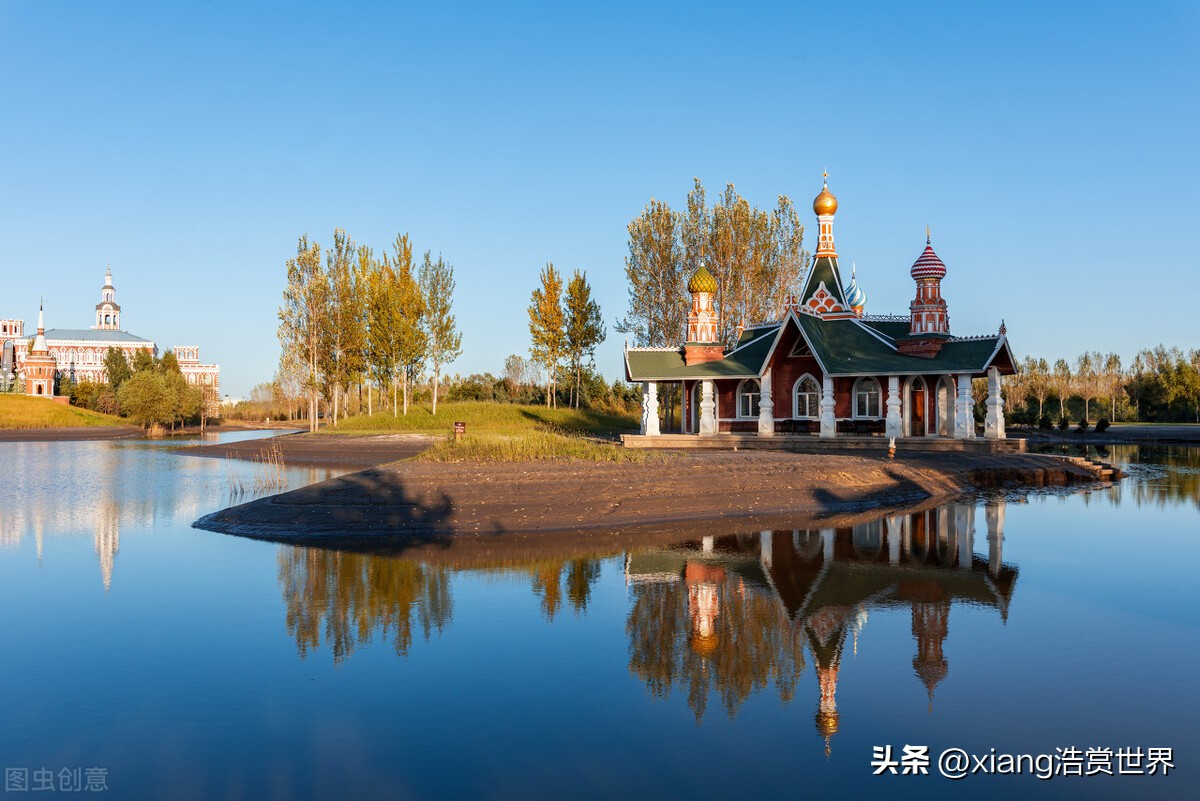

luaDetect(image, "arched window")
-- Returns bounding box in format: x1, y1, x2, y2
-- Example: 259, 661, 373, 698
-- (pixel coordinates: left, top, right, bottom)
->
854, 377, 882, 418
104, 314, 111, 325
737, 379, 761, 418
793, 374, 820, 418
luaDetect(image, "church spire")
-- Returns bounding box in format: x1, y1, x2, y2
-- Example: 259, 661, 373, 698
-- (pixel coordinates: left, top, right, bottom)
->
813, 171, 839, 257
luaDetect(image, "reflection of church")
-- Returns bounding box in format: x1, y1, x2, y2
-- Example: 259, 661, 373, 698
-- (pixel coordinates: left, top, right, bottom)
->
625, 500, 1016, 751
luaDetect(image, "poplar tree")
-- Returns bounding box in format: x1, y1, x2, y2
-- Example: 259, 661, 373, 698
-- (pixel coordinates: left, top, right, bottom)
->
564, 269, 605, 408
393, 235, 427, 416
528, 263, 566, 408
278, 234, 328, 431
616, 199, 685, 348
365, 252, 399, 416
418, 251, 461, 416
324, 229, 360, 426
103, 347, 131, 389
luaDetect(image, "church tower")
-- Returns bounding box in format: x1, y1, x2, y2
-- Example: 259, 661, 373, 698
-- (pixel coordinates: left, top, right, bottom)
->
897, 230, 951, 357
24, 303, 57, 397
95, 264, 122, 330
684, 263, 724, 365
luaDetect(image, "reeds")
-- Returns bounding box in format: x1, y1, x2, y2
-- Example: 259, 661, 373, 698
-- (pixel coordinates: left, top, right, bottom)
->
225, 441, 287, 497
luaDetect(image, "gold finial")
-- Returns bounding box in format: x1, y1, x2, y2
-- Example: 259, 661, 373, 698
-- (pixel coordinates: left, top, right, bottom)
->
822, 168, 828, 186
925, 225, 931, 244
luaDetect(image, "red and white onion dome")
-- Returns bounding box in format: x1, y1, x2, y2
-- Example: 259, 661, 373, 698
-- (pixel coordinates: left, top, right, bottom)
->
910, 234, 946, 280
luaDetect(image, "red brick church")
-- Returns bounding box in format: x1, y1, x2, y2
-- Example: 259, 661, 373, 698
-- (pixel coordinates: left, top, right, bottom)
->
624, 177, 1016, 442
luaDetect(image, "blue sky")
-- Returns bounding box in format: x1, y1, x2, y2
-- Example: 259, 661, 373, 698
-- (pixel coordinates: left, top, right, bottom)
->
2, 1, 1197, 397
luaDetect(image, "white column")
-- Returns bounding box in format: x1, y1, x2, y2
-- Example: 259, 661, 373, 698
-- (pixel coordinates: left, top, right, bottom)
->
760, 531, 773, 567
986, 501, 1005, 577
640, 381, 660, 436
819, 374, 836, 438
821, 528, 835, 560
699, 379, 717, 436
954, 374, 974, 439
984, 367, 1006, 439
885, 375, 903, 439
702, 535, 715, 553
758, 369, 775, 437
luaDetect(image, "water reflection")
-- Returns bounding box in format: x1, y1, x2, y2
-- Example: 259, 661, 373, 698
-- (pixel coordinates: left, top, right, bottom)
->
277, 549, 453, 662
624, 502, 1015, 749
278, 498, 1017, 755
0, 437, 347, 589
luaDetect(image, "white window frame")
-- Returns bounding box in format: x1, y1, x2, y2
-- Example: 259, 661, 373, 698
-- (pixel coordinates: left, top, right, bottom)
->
793, 374, 820, 419
853, 377, 882, 419
736, 378, 761, 419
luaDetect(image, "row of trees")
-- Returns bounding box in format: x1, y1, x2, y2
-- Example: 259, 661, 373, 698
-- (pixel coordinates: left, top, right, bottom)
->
527, 264, 606, 408
69, 347, 211, 431
1004, 346, 1200, 424
617, 178, 809, 348
278, 230, 462, 431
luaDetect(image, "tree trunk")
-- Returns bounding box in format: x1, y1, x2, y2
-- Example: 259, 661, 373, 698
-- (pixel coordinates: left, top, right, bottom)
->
432, 365, 440, 415
575, 361, 581, 409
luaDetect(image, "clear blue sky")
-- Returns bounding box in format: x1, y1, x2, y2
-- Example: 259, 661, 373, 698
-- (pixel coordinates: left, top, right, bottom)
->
2, 1, 1197, 397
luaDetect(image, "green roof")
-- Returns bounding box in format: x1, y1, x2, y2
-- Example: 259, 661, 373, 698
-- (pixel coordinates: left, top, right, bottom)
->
800, 256, 849, 309
625, 329, 778, 381
626, 312, 1014, 381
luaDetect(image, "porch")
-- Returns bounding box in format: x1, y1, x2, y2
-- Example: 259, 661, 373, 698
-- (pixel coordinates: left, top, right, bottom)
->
621, 432, 1027, 454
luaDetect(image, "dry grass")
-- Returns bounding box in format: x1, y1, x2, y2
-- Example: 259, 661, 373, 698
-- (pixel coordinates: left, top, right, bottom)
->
329, 401, 639, 437
417, 429, 653, 463
0, 395, 125, 429
226, 441, 288, 497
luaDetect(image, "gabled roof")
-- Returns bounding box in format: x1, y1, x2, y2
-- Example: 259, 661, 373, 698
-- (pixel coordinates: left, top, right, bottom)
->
801, 256, 849, 309
44, 328, 153, 344
626, 310, 1017, 381
625, 328, 778, 381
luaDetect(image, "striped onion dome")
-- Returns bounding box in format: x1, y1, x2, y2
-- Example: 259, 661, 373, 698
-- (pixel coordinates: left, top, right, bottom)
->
687, 264, 718, 294
844, 263, 867, 308
911, 234, 946, 280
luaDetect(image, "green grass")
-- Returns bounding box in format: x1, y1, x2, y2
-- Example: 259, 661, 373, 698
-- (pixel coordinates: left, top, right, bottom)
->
328, 401, 639, 437
416, 429, 652, 463
0, 395, 126, 429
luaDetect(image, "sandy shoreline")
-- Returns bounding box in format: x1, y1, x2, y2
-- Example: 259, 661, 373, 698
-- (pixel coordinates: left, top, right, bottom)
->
193, 444, 1102, 547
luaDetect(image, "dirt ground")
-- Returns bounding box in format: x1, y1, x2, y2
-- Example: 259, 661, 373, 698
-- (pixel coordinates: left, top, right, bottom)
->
193, 442, 1099, 545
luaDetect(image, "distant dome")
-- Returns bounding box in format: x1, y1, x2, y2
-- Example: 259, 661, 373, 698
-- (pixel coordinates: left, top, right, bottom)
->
911, 238, 947, 280
687, 264, 718, 294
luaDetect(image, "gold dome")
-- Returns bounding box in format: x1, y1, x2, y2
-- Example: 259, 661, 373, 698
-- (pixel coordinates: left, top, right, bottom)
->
687, 264, 718, 294
813, 175, 838, 216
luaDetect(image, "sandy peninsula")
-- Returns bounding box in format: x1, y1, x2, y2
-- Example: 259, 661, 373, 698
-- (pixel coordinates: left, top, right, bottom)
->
191, 434, 1102, 547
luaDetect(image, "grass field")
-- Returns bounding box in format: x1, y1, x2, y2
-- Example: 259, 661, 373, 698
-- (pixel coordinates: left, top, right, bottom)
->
327, 401, 646, 462
329, 401, 639, 436
0, 395, 126, 429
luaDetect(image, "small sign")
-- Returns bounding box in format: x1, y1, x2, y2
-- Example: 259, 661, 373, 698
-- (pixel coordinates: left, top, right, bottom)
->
454, 422, 466, 434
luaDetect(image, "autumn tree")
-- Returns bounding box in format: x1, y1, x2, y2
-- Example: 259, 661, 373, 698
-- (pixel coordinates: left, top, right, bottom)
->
419, 251, 462, 416
1050, 358, 1073, 420
323, 229, 364, 426
103, 347, 131, 389
563, 269, 605, 408
392, 235, 427, 415
528, 263, 566, 408
278, 234, 328, 431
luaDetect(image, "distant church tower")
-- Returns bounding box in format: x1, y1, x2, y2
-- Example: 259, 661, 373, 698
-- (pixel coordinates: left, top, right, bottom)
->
95, 264, 122, 330
24, 303, 57, 396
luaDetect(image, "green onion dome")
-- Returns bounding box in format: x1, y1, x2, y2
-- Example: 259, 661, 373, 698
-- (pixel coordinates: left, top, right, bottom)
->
687, 264, 718, 294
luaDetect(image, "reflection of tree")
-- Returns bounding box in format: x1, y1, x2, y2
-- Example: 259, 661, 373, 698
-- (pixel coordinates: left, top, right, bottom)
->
626, 576, 806, 722
278, 547, 452, 663
1107, 445, 1200, 510
530, 558, 602, 619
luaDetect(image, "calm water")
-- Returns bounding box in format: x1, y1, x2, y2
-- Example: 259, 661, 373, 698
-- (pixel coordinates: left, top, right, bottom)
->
1, 436, 1197, 800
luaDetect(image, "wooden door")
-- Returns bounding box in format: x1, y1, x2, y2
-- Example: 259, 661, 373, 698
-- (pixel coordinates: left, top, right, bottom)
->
910, 378, 927, 436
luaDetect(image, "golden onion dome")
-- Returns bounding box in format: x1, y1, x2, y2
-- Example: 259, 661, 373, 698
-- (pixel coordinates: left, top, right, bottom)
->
813, 173, 838, 216
687, 264, 718, 294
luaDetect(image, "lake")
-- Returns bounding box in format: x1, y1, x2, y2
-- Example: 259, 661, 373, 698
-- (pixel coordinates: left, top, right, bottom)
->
1, 434, 1196, 800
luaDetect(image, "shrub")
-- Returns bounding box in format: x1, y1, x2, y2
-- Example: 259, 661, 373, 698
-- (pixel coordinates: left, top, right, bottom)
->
1057, 416, 1070, 431
1075, 420, 1090, 433
1039, 415, 1053, 429
1095, 418, 1110, 433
